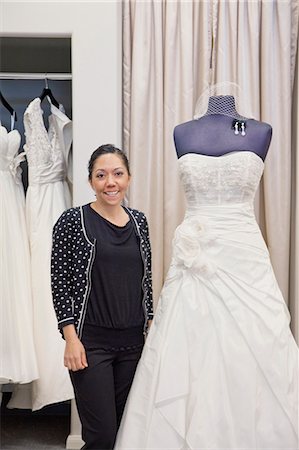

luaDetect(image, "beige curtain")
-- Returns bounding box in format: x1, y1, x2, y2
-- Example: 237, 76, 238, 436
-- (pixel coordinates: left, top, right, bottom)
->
290, 37, 299, 341
123, 0, 299, 339
212, 1, 299, 333
123, 1, 211, 296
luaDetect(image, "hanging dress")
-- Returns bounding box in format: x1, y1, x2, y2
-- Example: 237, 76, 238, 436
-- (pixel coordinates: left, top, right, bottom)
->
0, 124, 38, 385
8, 98, 74, 410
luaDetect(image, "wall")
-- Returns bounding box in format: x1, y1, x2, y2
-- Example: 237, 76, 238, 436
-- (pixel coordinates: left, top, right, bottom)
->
0, 0, 122, 206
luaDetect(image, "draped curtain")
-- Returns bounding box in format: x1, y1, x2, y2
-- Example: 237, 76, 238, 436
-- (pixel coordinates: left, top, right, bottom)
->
291, 36, 299, 341
123, 0, 299, 340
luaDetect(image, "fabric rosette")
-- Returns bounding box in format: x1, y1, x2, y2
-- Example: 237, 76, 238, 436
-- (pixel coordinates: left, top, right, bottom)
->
172, 215, 217, 278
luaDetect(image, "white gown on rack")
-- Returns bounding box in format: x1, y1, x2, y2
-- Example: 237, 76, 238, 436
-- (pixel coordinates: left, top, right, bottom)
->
7, 98, 74, 411
115, 151, 298, 450
0, 125, 38, 385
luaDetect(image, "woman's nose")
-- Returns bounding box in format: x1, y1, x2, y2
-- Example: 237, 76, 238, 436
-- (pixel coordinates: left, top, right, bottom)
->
106, 174, 116, 185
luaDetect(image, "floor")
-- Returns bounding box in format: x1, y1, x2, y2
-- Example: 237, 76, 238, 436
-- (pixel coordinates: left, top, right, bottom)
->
0, 393, 70, 450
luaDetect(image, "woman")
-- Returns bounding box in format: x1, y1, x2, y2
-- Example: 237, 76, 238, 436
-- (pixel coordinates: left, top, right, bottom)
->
51, 144, 153, 450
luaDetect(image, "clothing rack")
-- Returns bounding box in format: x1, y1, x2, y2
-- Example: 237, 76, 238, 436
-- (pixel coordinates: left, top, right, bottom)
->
0, 73, 72, 80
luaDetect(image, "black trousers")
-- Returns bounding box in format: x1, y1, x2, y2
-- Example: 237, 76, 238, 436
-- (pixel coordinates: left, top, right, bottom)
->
70, 345, 143, 450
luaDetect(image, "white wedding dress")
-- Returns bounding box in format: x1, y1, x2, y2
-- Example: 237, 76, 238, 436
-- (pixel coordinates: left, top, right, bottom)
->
115, 151, 298, 450
0, 125, 38, 385
7, 98, 74, 410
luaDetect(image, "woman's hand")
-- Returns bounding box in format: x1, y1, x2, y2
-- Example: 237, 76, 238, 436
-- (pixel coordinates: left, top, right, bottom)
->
63, 325, 88, 372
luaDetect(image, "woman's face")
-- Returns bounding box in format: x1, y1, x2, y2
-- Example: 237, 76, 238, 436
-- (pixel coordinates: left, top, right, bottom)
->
89, 153, 131, 208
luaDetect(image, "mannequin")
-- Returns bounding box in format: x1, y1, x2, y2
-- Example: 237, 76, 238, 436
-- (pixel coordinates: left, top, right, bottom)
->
114, 96, 298, 450
174, 95, 272, 161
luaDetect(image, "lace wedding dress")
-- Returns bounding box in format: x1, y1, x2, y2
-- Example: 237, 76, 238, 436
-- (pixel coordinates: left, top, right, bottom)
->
7, 98, 74, 410
115, 151, 298, 449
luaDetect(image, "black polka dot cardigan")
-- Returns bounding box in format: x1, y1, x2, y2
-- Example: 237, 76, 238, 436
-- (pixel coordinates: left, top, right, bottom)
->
51, 205, 153, 339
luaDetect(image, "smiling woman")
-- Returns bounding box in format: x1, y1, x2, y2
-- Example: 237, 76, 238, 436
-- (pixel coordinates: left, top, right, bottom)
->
50, 144, 153, 450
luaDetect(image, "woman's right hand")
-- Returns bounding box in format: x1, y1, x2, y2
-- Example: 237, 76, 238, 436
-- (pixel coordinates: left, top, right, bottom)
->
63, 325, 88, 371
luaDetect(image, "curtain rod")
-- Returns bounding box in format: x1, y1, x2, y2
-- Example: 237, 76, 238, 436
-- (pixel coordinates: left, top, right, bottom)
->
0, 73, 72, 80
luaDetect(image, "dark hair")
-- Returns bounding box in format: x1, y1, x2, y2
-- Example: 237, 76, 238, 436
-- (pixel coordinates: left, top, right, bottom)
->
88, 144, 131, 180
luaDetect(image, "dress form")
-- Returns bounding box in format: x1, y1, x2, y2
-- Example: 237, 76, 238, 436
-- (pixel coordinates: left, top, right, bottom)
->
174, 95, 272, 161
114, 95, 298, 448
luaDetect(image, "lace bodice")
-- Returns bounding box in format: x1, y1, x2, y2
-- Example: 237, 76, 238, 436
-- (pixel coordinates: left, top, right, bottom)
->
24, 98, 72, 185
178, 151, 264, 208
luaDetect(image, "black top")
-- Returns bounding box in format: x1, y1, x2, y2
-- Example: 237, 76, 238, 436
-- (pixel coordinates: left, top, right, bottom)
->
84, 204, 144, 335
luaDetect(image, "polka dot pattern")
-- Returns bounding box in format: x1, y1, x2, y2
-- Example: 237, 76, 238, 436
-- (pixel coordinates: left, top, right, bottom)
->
51, 205, 153, 338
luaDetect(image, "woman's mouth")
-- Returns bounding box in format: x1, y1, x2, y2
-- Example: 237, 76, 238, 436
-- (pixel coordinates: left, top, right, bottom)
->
104, 191, 119, 197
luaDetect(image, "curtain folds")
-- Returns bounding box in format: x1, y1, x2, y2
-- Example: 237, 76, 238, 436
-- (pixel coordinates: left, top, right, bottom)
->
123, 0, 299, 341
290, 38, 298, 341
213, 0, 299, 336
123, 1, 211, 295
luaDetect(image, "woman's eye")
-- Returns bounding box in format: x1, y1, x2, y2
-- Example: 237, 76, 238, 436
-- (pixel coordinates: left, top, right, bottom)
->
115, 171, 124, 176
97, 173, 105, 179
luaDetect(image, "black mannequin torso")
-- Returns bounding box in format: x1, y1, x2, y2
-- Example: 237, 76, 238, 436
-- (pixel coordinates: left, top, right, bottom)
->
174, 96, 272, 161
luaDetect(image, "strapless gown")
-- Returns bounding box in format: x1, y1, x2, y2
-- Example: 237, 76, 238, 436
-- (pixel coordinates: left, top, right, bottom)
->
0, 125, 38, 385
115, 151, 298, 450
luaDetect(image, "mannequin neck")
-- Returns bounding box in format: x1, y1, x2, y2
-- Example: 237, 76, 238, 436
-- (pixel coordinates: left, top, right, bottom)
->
204, 95, 247, 120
